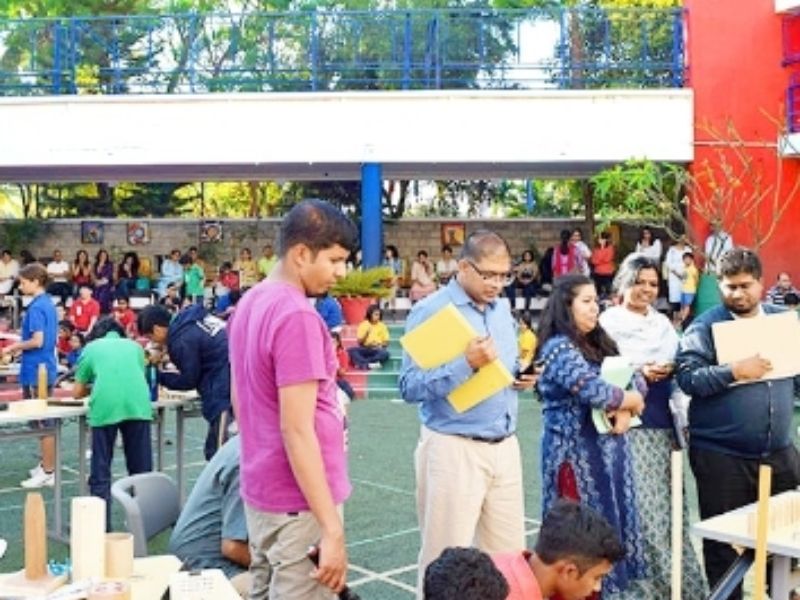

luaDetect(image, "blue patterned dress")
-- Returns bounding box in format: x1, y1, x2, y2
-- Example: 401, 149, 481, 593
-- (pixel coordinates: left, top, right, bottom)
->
538, 335, 647, 596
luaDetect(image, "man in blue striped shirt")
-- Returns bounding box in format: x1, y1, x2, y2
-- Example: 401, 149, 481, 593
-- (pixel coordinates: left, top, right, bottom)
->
399, 230, 537, 598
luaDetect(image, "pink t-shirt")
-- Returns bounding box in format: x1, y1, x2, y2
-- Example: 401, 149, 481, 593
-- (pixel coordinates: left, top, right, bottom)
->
492, 551, 543, 600
228, 280, 351, 513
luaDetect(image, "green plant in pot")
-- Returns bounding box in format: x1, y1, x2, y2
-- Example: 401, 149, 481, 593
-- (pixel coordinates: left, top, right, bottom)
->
331, 266, 394, 325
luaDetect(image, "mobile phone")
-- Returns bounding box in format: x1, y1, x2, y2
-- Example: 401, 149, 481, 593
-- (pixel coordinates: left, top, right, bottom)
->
307, 546, 361, 600
514, 359, 543, 380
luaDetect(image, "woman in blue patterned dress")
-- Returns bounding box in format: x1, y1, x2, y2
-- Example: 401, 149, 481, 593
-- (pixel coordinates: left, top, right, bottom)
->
536, 274, 647, 597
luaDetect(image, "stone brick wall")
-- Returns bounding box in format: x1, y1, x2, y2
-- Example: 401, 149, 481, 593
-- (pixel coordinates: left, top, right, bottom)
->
5, 217, 650, 275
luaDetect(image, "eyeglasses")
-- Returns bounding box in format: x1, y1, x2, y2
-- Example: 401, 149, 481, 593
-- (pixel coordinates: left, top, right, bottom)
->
466, 261, 514, 286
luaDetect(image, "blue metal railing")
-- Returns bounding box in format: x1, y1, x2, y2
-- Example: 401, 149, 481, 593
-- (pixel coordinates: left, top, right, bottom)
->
0, 7, 685, 96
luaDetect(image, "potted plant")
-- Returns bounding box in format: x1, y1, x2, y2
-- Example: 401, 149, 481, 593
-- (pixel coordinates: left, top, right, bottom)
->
331, 266, 394, 325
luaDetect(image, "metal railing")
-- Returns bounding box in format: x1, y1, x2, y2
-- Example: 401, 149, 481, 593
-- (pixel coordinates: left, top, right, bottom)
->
0, 7, 685, 96
788, 75, 800, 133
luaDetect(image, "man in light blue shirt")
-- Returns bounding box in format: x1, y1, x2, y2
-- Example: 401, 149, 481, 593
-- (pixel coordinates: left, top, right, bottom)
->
169, 436, 250, 593
399, 230, 536, 598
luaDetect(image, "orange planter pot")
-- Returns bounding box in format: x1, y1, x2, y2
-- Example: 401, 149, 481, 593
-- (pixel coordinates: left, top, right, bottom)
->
339, 296, 377, 325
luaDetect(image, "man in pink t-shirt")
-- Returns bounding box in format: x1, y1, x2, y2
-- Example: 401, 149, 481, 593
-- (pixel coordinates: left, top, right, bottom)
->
228, 199, 357, 600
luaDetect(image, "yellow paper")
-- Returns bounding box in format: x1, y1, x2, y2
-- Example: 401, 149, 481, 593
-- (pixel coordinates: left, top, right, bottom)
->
400, 303, 477, 369
447, 359, 515, 413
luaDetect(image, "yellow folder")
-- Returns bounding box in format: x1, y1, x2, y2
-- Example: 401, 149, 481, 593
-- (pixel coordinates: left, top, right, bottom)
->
447, 359, 515, 413
400, 303, 477, 369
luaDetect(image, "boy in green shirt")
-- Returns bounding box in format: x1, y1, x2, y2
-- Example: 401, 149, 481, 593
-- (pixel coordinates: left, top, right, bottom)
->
74, 317, 153, 527
181, 254, 206, 303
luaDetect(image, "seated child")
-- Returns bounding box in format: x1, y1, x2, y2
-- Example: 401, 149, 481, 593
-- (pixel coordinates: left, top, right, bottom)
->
424, 547, 509, 600
113, 296, 137, 337
347, 304, 390, 370
492, 499, 624, 600
214, 262, 240, 315
66, 332, 85, 368
57, 319, 75, 362
160, 283, 182, 314
518, 311, 537, 369
332, 331, 355, 402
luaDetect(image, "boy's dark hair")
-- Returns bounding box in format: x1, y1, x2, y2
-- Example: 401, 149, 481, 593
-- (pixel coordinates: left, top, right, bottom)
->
784, 292, 799, 306
72, 332, 86, 347
423, 547, 509, 600
179, 254, 192, 266
220, 261, 233, 271
717, 247, 762, 279
365, 304, 382, 321
59, 319, 75, 333
137, 304, 173, 335
18, 263, 49, 287
86, 317, 125, 343
278, 199, 357, 258
442, 244, 452, 254
519, 311, 533, 329
682, 251, 694, 260
535, 500, 625, 574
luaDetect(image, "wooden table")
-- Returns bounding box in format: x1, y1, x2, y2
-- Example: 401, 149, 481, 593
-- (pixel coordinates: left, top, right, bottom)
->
692, 490, 800, 599
129, 554, 183, 599
0, 403, 88, 541
0, 554, 182, 599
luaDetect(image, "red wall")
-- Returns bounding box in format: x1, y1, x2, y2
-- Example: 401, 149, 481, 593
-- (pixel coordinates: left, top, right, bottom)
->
685, 0, 800, 284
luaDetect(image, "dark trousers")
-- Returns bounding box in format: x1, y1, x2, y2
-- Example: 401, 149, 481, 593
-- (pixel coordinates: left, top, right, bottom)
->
689, 444, 800, 599
90, 420, 153, 530
46, 282, 72, 306
347, 346, 389, 369
337, 379, 355, 401
205, 409, 233, 461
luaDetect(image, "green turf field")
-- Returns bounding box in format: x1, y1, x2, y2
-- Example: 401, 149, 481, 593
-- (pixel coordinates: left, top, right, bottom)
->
0, 319, 793, 598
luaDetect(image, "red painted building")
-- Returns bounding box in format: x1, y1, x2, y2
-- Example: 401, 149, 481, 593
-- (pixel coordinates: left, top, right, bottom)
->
685, 0, 800, 283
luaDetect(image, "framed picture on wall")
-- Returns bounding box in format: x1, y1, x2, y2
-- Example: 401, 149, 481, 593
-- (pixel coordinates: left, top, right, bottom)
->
440, 222, 465, 247
127, 221, 150, 245
200, 220, 223, 243
80, 221, 104, 245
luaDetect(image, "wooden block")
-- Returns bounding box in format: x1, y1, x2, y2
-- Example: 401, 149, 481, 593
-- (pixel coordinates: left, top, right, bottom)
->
0, 570, 67, 597
8, 399, 48, 415
753, 464, 772, 600
24, 493, 46, 580
71, 496, 106, 582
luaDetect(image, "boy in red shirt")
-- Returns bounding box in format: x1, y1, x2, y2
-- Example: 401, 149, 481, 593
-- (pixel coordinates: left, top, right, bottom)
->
424, 501, 624, 600
113, 296, 137, 337
56, 320, 75, 360
69, 285, 100, 333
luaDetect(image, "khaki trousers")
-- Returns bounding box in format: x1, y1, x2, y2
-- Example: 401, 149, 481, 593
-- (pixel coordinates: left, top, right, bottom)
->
244, 504, 342, 600
415, 426, 525, 598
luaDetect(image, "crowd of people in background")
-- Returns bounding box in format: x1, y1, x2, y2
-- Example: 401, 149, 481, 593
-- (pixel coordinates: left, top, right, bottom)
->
1, 207, 799, 600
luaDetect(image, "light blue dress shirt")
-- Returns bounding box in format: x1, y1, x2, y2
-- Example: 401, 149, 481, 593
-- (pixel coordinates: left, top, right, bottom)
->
399, 278, 519, 438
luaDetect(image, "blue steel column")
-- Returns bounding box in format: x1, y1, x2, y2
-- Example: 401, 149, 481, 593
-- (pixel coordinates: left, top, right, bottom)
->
361, 163, 383, 268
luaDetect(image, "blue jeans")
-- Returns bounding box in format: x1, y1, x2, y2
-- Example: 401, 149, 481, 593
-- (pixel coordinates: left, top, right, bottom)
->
347, 346, 389, 369
90, 420, 152, 529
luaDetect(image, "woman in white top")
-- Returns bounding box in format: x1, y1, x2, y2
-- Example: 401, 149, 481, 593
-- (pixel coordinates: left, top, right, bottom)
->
599, 255, 708, 600
571, 228, 592, 277
663, 236, 689, 318
409, 250, 436, 302
435, 245, 459, 285
634, 227, 663, 266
